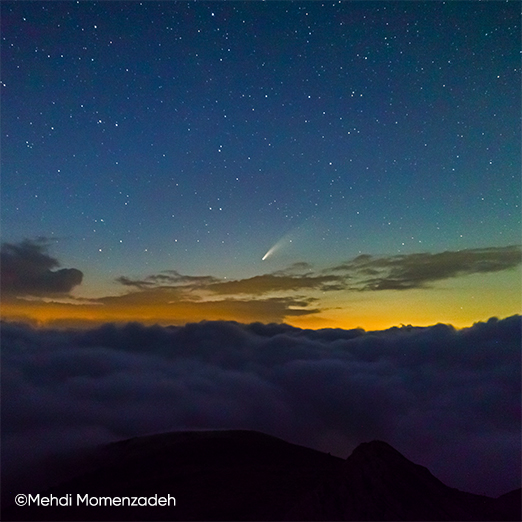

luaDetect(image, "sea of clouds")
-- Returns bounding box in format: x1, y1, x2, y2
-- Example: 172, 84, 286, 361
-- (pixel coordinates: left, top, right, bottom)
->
2, 315, 520, 501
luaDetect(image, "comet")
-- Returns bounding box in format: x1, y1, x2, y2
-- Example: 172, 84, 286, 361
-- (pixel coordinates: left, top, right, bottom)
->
262, 245, 277, 260
262, 237, 292, 260
262, 214, 317, 261
262, 252, 269, 261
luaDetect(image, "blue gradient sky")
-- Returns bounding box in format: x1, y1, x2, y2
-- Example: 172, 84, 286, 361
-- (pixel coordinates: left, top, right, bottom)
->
2, 1, 520, 328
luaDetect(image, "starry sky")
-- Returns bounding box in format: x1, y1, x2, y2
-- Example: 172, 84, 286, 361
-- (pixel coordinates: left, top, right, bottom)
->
2, 1, 521, 329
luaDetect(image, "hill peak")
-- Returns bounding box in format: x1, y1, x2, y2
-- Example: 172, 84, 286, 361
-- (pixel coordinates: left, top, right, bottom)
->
286, 439, 511, 521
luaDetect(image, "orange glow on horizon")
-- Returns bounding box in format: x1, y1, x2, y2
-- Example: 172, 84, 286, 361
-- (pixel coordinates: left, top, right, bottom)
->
2, 265, 520, 331
3, 291, 520, 332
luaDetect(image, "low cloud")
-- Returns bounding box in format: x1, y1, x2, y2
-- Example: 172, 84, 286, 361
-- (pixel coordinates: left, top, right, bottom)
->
2, 316, 520, 501
3, 289, 320, 327
116, 270, 219, 289
116, 245, 522, 298
0, 239, 83, 296
331, 245, 522, 290
206, 273, 347, 295
97, 291, 320, 323
115, 268, 345, 296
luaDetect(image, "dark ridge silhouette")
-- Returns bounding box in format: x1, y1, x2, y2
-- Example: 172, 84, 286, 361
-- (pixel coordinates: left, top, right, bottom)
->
495, 488, 522, 520
2, 431, 520, 521
285, 440, 520, 520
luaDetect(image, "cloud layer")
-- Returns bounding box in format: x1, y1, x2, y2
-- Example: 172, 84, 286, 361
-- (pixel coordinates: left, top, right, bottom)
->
114, 245, 522, 295
2, 315, 520, 500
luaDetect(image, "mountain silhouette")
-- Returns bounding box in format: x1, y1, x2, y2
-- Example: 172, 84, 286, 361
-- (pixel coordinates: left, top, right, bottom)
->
2, 430, 520, 521
285, 440, 520, 520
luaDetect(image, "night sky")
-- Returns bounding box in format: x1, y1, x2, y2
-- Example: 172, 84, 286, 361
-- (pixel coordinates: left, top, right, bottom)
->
1, 2, 521, 505
2, 1, 521, 329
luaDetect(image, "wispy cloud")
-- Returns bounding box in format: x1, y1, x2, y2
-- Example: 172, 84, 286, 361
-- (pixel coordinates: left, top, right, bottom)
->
117, 245, 522, 297
331, 246, 522, 291
205, 273, 347, 295
115, 271, 219, 290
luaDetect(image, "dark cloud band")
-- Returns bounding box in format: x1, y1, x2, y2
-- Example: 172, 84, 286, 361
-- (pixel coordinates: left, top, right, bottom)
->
332, 245, 522, 291
0, 239, 83, 296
